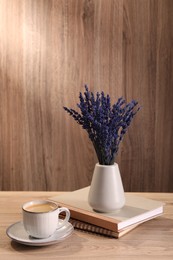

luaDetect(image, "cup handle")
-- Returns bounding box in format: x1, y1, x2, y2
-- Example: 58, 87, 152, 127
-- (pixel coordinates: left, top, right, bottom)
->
57, 207, 70, 229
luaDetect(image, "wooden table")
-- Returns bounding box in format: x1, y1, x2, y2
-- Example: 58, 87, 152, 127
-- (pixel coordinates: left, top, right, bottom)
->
0, 192, 173, 260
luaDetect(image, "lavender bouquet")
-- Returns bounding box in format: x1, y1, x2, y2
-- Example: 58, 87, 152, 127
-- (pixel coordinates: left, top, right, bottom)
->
64, 85, 140, 165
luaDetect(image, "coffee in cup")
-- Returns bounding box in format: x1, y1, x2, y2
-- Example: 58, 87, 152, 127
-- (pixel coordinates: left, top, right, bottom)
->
22, 200, 70, 239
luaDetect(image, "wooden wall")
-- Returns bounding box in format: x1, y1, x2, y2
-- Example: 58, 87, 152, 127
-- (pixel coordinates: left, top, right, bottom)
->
0, 0, 172, 191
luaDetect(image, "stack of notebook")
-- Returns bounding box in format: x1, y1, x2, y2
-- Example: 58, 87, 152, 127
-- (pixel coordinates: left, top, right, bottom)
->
50, 186, 164, 238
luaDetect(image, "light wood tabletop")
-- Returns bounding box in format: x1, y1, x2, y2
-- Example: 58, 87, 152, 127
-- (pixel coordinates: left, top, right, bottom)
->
0, 192, 173, 260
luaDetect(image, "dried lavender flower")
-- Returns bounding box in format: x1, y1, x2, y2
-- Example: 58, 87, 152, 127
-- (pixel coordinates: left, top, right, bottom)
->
64, 85, 140, 165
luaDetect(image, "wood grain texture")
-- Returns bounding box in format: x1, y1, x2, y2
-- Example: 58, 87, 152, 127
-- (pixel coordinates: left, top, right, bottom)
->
1, 191, 173, 260
0, 0, 172, 191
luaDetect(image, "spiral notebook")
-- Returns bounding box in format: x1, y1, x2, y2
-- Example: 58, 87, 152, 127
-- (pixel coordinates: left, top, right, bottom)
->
68, 218, 138, 238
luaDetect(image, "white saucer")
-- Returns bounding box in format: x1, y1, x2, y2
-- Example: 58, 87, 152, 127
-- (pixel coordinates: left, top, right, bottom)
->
6, 220, 74, 246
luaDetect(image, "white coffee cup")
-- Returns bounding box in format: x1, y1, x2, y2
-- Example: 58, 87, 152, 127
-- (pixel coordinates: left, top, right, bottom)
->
22, 200, 70, 238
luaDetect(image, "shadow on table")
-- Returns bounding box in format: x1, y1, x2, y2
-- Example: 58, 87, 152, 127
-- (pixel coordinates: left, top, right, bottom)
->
119, 216, 173, 240
10, 232, 86, 256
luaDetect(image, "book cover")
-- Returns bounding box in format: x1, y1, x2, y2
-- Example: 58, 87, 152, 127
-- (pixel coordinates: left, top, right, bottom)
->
50, 186, 164, 232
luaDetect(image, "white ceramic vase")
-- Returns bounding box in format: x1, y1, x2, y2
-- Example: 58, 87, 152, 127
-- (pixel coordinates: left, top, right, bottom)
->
88, 163, 125, 212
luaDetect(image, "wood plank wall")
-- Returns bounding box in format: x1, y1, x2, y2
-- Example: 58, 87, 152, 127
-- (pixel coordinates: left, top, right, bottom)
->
0, 0, 172, 191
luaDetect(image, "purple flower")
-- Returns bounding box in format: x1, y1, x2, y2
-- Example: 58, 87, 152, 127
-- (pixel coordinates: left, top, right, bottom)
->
63, 85, 140, 165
